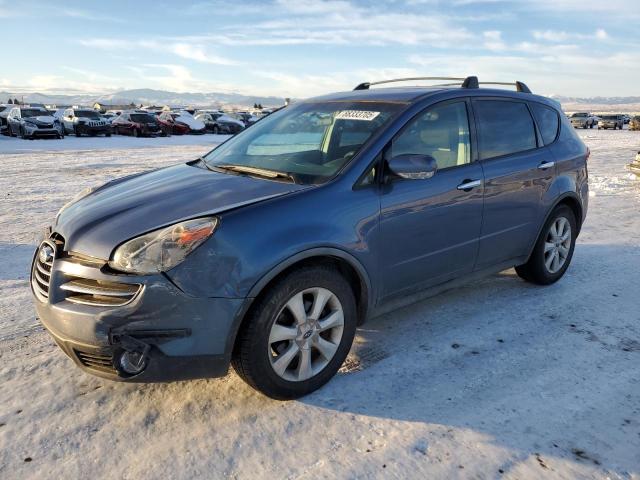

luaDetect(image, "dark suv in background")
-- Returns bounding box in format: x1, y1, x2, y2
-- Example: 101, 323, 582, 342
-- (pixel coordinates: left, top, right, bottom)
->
32, 76, 588, 399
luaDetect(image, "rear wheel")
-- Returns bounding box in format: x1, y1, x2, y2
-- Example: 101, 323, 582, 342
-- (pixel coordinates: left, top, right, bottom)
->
133, 128, 140, 137
212, 125, 219, 135
516, 205, 577, 285
232, 266, 357, 400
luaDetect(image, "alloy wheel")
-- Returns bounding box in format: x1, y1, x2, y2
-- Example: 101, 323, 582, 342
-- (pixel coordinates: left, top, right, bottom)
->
268, 287, 344, 382
544, 216, 572, 274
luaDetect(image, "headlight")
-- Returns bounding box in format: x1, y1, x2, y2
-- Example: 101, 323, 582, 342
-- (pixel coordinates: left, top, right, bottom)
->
109, 217, 218, 275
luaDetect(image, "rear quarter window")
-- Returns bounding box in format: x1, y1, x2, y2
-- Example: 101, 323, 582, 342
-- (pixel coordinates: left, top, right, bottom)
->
474, 100, 537, 160
530, 103, 559, 145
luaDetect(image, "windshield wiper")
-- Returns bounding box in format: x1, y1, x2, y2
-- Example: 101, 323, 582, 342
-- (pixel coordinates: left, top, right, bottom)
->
213, 164, 298, 184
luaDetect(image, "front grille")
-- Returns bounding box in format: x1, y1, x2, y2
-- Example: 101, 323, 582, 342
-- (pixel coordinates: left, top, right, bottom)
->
31, 239, 56, 299
74, 349, 117, 374
61, 277, 141, 307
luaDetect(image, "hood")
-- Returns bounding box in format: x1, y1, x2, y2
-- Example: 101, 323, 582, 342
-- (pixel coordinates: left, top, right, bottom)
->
219, 115, 244, 127
25, 115, 56, 124
55, 162, 309, 259
176, 114, 205, 129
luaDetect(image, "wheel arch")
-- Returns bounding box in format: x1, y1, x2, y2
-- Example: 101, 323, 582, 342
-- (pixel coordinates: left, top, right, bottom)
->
225, 248, 373, 359
524, 192, 584, 262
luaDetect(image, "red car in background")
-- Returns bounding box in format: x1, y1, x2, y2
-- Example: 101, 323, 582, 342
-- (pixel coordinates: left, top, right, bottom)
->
112, 112, 162, 137
158, 112, 191, 135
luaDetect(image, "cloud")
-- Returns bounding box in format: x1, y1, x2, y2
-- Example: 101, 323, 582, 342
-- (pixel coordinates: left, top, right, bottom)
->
79, 38, 240, 66
483, 30, 506, 51
532, 29, 609, 42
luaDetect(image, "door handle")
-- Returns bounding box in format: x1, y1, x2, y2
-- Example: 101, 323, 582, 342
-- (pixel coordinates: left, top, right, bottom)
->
538, 161, 555, 170
457, 179, 482, 191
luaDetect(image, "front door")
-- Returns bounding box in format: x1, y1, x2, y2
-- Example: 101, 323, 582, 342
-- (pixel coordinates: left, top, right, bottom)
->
379, 99, 484, 300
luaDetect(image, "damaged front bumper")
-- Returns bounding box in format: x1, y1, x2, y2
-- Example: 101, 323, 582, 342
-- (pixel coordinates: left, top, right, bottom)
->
31, 240, 245, 382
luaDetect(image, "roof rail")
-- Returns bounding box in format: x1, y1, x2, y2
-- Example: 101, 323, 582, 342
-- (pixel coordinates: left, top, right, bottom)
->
478, 81, 532, 94
353, 76, 478, 90
352, 76, 531, 93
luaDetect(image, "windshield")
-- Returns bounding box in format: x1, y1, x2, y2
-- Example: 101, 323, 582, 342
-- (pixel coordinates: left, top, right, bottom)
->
22, 109, 49, 118
76, 110, 101, 119
571, 113, 587, 117
131, 113, 156, 123
203, 101, 403, 184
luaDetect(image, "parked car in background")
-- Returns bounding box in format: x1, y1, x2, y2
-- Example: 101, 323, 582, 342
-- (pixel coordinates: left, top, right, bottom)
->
157, 112, 191, 135
629, 116, 640, 131
194, 111, 244, 134
61, 108, 111, 137
0, 104, 13, 135
569, 112, 596, 129
598, 114, 624, 130
171, 111, 207, 134
101, 112, 118, 125
622, 114, 631, 124
232, 111, 259, 127
6, 106, 63, 139
31, 75, 589, 399
111, 111, 162, 137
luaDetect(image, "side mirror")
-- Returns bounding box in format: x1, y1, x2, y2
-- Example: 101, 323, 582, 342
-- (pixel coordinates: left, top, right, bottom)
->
388, 154, 437, 180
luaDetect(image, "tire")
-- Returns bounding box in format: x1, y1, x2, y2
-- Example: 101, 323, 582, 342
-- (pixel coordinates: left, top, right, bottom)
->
20, 126, 28, 139
232, 265, 357, 400
133, 128, 139, 137
515, 205, 577, 285
589, 123, 594, 129
106, 132, 111, 137
212, 125, 219, 135
7, 124, 14, 137
74, 126, 81, 137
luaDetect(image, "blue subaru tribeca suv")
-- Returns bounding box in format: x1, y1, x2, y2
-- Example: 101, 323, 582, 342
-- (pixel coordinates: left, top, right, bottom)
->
32, 76, 588, 399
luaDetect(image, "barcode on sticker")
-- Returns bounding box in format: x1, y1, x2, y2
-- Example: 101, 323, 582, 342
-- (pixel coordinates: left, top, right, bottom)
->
335, 110, 380, 121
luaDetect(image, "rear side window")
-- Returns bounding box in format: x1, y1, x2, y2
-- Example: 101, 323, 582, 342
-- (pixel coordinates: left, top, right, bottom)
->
531, 103, 559, 145
474, 100, 536, 160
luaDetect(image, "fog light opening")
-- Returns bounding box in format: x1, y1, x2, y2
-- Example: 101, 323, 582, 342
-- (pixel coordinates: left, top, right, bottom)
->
118, 350, 148, 375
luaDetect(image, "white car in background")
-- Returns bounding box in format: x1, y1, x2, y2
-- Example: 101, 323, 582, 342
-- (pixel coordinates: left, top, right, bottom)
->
0, 104, 13, 135
172, 110, 206, 134
6, 106, 64, 139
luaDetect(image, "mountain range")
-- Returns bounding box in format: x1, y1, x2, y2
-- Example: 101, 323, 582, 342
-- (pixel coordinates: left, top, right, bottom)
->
0, 88, 287, 108
2, 89, 639, 113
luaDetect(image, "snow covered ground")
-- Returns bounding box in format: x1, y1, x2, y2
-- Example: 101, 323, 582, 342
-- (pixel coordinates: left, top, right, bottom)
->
0, 130, 639, 479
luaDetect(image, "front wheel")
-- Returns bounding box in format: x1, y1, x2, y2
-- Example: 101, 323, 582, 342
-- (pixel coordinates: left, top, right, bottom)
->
232, 266, 357, 400
516, 205, 577, 285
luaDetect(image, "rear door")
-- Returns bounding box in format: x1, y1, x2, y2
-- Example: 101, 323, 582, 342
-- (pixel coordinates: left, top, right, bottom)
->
471, 98, 555, 269
379, 99, 484, 299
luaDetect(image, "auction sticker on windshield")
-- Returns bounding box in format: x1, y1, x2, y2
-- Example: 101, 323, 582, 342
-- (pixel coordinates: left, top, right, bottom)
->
335, 110, 380, 121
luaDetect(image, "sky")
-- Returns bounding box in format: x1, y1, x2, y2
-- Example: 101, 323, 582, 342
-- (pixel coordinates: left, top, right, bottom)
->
1, 0, 639, 98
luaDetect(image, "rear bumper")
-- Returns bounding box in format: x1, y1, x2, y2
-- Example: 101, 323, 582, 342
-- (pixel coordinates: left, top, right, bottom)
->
32, 250, 245, 382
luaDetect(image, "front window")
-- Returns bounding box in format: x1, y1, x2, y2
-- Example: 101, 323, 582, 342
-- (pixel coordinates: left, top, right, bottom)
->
21, 109, 48, 118
131, 113, 156, 123
75, 110, 101, 119
203, 101, 403, 184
